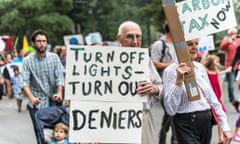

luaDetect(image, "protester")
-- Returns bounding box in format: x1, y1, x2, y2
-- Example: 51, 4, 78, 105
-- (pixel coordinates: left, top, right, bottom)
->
220, 28, 240, 108
22, 29, 64, 143
0, 53, 12, 99
150, 23, 178, 144
57, 45, 66, 69
11, 66, 23, 112
162, 38, 232, 144
202, 54, 227, 144
12, 49, 25, 63
117, 21, 162, 144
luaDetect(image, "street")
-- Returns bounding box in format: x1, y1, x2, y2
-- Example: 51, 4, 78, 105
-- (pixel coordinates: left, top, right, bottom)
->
0, 80, 239, 144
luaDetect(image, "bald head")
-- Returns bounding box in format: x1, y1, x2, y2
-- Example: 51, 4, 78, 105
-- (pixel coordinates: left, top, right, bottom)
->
117, 21, 142, 48
118, 21, 142, 35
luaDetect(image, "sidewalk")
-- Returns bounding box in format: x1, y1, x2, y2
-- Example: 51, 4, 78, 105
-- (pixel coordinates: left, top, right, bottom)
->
0, 97, 36, 144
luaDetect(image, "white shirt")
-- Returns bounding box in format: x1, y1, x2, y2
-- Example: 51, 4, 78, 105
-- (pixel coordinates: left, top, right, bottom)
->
163, 61, 230, 132
143, 60, 163, 110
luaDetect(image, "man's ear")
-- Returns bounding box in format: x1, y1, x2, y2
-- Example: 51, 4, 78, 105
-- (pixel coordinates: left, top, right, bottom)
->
31, 42, 35, 47
116, 35, 121, 43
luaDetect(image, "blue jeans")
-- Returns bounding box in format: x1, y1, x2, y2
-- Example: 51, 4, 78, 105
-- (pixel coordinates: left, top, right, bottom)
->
226, 71, 236, 102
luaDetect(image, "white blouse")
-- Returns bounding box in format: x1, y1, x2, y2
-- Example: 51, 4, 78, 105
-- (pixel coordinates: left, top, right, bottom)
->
163, 61, 230, 132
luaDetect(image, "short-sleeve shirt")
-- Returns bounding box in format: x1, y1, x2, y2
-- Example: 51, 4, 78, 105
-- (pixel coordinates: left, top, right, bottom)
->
22, 52, 64, 109
151, 40, 177, 76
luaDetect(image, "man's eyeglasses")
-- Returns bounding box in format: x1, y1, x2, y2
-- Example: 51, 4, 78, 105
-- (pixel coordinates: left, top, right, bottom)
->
35, 40, 47, 43
123, 34, 142, 41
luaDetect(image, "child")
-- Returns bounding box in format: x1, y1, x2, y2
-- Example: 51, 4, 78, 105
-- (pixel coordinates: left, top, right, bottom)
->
10, 66, 23, 112
51, 122, 100, 144
202, 54, 227, 144
51, 122, 73, 144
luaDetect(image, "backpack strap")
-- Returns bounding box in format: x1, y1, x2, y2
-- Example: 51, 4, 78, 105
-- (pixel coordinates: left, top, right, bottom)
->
159, 39, 167, 62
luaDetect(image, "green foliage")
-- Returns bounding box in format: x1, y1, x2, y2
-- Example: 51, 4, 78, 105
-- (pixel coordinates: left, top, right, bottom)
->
0, 0, 73, 47
0, 0, 239, 49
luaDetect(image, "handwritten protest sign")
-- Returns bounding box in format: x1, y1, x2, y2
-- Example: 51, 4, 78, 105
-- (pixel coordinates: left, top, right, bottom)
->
65, 46, 149, 102
65, 46, 150, 143
177, 0, 237, 41
69, 101, 143, 143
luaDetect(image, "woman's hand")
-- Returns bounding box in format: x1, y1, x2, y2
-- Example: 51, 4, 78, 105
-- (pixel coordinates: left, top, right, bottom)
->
175, 63, 191, 86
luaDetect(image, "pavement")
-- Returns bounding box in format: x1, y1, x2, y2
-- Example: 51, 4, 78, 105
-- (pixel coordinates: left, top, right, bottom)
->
0, 80, 240, 144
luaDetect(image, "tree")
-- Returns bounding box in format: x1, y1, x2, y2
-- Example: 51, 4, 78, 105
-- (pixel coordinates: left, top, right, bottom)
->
0, 0, 73, 48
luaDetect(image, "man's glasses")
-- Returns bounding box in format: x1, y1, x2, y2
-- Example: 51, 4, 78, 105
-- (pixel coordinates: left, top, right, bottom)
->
123, 34, 142, 41
35, 40, 47, 43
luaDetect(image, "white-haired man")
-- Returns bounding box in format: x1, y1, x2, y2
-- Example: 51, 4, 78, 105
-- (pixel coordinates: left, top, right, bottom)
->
117, 21, 162, 144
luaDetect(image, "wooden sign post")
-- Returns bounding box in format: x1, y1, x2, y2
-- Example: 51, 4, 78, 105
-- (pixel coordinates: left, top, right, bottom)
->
162, 0, 200, 101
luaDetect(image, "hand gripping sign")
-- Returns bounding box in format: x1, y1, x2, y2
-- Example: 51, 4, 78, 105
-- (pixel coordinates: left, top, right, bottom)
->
162, 0, 200, 101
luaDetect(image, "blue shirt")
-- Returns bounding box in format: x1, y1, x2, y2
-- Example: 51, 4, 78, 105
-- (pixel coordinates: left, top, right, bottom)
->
22, 52, 64, 109
11, 74, 22, 94
51, 138, 73, 144
12, 57, 23, 63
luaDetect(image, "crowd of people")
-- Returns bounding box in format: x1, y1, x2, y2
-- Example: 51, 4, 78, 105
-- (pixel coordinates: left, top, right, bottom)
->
1, 21, 240, 144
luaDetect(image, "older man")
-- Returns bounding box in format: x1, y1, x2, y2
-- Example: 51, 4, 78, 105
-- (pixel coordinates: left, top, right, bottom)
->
116, 21, 162, 144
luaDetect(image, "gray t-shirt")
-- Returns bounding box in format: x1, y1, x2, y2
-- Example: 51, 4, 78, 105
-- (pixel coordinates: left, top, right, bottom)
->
150, 39, 177, 77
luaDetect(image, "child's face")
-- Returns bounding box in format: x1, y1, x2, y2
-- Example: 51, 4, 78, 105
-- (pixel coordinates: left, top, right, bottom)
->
14, 70, 19, 75
54, 128, 67, 142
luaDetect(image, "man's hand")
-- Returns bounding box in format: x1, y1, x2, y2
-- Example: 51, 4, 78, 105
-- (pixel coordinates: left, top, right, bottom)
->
30, 97, 41, 106
136, 81, 159, 96
53, 93, 62, 102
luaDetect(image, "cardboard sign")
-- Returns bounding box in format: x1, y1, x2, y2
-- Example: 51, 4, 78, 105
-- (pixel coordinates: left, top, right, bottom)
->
162, 0, 200, 101
65, 45, 151, 143
69, 101, 143, 143
65, 45, 149, 102
177, 0, 237, 41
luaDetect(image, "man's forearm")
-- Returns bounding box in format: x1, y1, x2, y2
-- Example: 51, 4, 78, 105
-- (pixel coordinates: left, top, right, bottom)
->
23, 86, 35, 100
153, 61, 171, 70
